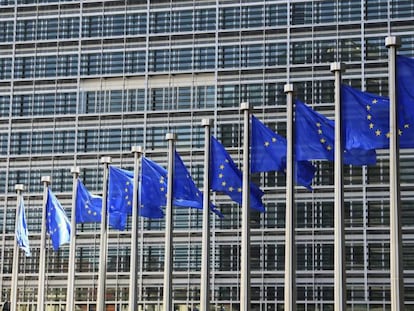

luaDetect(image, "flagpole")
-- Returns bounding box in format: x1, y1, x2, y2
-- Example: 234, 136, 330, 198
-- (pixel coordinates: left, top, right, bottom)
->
385, 35, 404, 311
200, 118, 212, 311
130, 146, 143, 311
96, 156, 112, 311
284, 84, 296, 311
240, 102, 251, 311
11, 184, 25, 311
38, 176, 51, 311
163, 133, 176, 311
331, 62, 346, 311
66, 167, 80, 311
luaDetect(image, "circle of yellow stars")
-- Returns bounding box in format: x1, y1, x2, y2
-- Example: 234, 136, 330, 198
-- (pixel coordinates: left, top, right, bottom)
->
366, 98, 410, 138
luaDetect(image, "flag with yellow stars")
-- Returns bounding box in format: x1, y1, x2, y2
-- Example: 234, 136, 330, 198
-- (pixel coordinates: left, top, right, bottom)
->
396, 55, 414, 147
295, 99, 377, 165
16, 196, 31, 257
140, 157, 167, 219
342, 84, 414, 149
108, 166, 134, 230
76, 179, 102, 224
251, 114, 315, 190
46, 188, 71, 251
174, 151, 223, 218
210, 136, 265, 212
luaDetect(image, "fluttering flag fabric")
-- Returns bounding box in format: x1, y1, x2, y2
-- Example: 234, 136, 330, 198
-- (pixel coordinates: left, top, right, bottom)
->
210, 136, 265, 212
16, 196, 31, 256
295, 99, 377, 165
174, 151, 223, 218
140, 157, 167, 218
397, 55, 414, 127
46, 189, 71, 251
76, 179, 102, 224
108, 166, 133, 230
342, 84, 414, 149
250, 115, 316, 190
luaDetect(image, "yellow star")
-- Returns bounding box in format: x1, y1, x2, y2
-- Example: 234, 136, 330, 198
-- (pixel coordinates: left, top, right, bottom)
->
316, 122, 321, 127
126, 181, 130, 185
272, 137, 277, 142
127, 201, 131, 205
372, 99, 378, 104
375, 129, 381, 136
264, 141, 270, 147
220, 164, 225, 170
320, 138, 326, 144
160, 187, 165, 192
237, 188, 242, 192
318, 129, 322, 134
228, 186, 234, 192
386, 132, 391, 138
326, 145, 332, 151
404, 124, 410, 129
225, 159, 229, 163
366, 105, 371, 111
367, 115, 372, 120
218, 173, 223, 178
369, 123, 374, 129
221, 181, 226, 186
399, 129, 403, 136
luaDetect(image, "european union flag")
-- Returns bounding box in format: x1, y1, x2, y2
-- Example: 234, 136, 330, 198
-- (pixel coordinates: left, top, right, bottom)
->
46, 189, 71, 251
396, 55, 414, 147
16, 196, 31, 256
342, 82, 414, 149
108, 166, 133, 230
250, 115, 316, 190
75, 179, 102, 224
295, 99, 377, 165
210, 136, 265, 212
140, 157, 166, 219
174, 151, 223, 218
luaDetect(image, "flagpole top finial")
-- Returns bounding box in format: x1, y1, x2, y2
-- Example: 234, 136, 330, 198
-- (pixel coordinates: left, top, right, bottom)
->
240, 102, 250, 111
284, 84, 294, 93
100, 156, 112, 164
131, 146, 143, 154
330, 62, 345, 72
41, 176, 51, 184
70, 167, 80, 175
165, 133, 176, 141
202, 118, 213, 127
15, 184, 25, 192
385, 36, 401, 48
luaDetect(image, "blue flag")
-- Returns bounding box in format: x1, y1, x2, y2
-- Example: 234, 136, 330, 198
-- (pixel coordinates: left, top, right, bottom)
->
295, 99, 377, 165
140, 157, 167, 219
174, 151, 223, 218
250, 115, 316, 190
16, 196, 31, 257
108, 166, 133, 230
396, 55, 414, 147
76, 179, 102, 224
210, 136, 265, 212
46, 189, 71, 251
342, 83, 414, 149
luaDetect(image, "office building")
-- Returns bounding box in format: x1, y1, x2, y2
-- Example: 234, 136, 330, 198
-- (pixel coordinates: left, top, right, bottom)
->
1, 0, 414, 310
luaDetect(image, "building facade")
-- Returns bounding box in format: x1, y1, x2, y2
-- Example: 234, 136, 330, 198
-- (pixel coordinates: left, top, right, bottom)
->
1, 0, 414, 310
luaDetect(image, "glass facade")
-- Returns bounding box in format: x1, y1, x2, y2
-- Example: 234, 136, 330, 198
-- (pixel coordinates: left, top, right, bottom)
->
0, 0, 414, 310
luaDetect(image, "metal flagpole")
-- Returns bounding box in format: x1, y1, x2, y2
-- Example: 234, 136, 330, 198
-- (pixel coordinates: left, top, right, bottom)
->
96, 156, 112, 311
331, 62, 346, 311
130, 146, 143, 311
38, 176, 51, 311
163, 133, 176, 311
284, 84, 296, 311
385, 35, 404, 311
67, 167, 80, 311
200, 119, 212, 311
11, 184, 25, 311
240, 102, 251, 311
